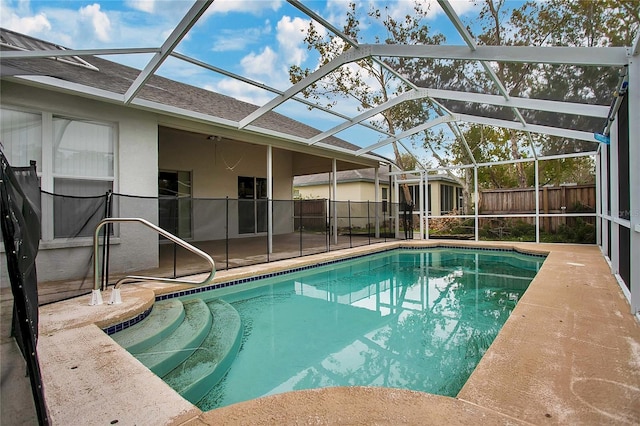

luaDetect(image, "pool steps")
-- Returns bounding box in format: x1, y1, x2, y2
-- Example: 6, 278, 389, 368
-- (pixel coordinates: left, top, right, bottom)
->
163, 299, 242, 403
110, 297, 243, 404
129, 299, 213, 377
110, 299, 185, 353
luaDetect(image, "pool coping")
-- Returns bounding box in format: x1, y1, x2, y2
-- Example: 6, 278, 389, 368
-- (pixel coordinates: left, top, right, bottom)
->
36, 240, 640, 425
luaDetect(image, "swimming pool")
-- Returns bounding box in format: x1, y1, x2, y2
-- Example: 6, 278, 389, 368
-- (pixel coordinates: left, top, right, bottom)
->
198, 249, 543, 410
190, 247, 544, 410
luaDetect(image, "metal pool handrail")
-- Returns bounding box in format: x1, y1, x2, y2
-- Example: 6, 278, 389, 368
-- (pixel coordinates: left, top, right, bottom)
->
90, 217, 216, 305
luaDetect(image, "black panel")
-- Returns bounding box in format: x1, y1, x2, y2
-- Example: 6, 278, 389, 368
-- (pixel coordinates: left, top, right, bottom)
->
0, 151, 49, 424
617, 95, 630, 220
619, 226, 630, 290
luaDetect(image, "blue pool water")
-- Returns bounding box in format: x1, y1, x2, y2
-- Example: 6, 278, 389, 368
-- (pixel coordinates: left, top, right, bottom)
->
195, 248, 544, 410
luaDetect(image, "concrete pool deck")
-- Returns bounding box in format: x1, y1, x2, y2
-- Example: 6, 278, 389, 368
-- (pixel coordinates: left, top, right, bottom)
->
3, 241, 640, 424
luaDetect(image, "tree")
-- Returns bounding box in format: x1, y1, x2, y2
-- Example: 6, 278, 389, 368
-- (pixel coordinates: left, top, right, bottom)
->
289, 2, 445, 207
435, 0, 637, 189
290, 0, 638, 202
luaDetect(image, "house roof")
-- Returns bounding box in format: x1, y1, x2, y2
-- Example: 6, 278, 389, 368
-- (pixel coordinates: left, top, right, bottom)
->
0, 27, 377, 160
294, 168, 461, 186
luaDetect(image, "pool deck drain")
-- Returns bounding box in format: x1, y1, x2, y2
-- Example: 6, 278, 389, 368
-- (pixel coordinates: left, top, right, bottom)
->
3, 241, 640, 425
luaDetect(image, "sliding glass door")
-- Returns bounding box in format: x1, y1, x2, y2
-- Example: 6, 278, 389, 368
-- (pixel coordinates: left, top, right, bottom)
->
158, 170, 192, 239
238, 176, 267, 234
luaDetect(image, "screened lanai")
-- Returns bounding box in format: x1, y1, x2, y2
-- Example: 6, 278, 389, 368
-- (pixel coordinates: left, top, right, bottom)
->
1, 0, 638, 317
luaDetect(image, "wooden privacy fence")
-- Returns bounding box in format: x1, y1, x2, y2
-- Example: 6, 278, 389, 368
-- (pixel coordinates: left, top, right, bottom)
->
479, 184, 596, 232
294, 199, 327, 231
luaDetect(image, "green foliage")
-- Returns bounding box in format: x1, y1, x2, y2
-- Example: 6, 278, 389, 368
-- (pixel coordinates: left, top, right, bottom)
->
288, 1, 441, 175
543, 218, 596, 244
477, 217, 595, 244
479, 219, 536, 242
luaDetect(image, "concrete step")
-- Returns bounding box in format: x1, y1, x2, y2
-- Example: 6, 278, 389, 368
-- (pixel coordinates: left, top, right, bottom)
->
163, 299, 243, 404
111, 299, 185, 353
131, 298, 212, 377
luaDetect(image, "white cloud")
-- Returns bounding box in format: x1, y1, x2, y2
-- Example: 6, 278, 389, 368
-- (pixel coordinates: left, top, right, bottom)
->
275, 16, 308, 66
425, 0, 477, 20
365, 0, 476, 23
211, 24, 271, 52
0, 9, 51, 34
240, 46, 278, 78
206, 78, 274, 106
324, 0, 353, 29
208, 0, 282, 15
126, 0, 155, 14
79, 3, 111, 42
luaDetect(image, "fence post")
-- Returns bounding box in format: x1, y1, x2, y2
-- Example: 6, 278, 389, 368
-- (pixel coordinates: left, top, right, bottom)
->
367, 201, 371, 245
535, 159, 540, 243
172, 194, 178, 278
326, 198, 330, 253
543, 186, 549, 232
348, 200, 352, 248
299, 201, 303, 257
384, 206, 387, 242
100, 190, 113, 290
225, 196, 229, 270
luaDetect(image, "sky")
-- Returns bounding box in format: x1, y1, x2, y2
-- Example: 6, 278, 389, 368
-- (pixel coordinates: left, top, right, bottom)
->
1, 0, 488, 161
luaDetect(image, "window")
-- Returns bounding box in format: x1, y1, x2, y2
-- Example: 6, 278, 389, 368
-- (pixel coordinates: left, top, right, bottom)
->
441, 184, 454, 214
1, 108, 42, 169
456, 187, 464, 212
381, 187, 388, 213
238, 176, 267, 234
1, 106, 115, 239
399, 184, 420, 210
159, 170, 192, 239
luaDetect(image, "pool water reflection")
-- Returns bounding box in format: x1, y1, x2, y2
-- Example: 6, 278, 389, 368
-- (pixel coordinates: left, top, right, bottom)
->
197, 248, 544, 410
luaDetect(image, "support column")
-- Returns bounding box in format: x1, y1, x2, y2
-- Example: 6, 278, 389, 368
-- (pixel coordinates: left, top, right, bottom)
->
424, 173, 429, 240
535, 159, 540, 243
474, 166, 479, 242
628, 55, 640, 316
332, 158, 338, 245
267, 145, 273, 254
418, 171, 424, 239
374, 167, 380, 238
601, 144, 610, 257
610, 119, 620, 276
394, 174, 400, 238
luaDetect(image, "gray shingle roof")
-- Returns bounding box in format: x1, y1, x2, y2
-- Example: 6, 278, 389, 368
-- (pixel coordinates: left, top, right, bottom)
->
1, 27, 361, 153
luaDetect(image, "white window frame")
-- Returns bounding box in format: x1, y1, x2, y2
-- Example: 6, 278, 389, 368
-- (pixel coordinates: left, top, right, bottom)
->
1, 105, 117, 242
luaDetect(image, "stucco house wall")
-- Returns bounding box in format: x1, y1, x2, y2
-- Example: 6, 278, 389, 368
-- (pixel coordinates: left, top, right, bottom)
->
294, 172, 462, 217
1, 82, 159, 284
159, 132, 294, 241
296, 181, 388, 202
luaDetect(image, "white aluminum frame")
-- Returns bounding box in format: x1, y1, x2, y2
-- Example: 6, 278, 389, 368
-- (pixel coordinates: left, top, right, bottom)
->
2, 0, 637, 313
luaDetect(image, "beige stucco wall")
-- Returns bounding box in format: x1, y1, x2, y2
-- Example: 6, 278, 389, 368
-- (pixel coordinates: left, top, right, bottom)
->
296, 180, 464, 221
430, 182, 442, 216
296, 181, 389, 202
1, 81, 159, 284
158, 134, 294, 240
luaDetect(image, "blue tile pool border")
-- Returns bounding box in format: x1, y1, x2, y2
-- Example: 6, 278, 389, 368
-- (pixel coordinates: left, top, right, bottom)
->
104, 305, 153, 335
104, 244, 546, 335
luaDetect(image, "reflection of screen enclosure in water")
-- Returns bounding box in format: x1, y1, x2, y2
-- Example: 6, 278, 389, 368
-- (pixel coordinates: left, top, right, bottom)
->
197, 248, 544, 410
